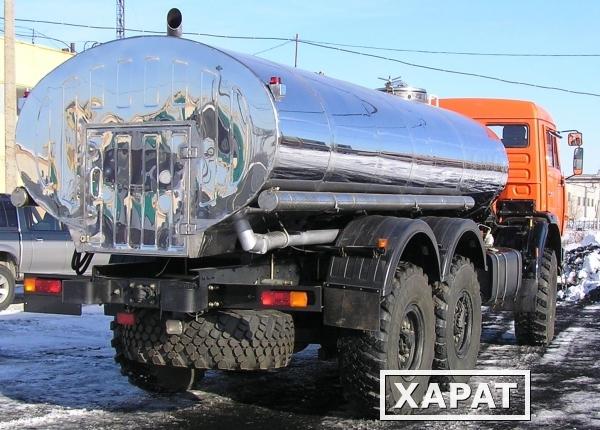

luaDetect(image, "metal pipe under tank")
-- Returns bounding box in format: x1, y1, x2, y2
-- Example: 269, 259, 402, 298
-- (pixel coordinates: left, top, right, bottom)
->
257, 190, 475, 213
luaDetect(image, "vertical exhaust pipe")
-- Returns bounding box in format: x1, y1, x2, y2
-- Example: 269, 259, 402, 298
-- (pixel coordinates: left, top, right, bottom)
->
167, 8, 182, 37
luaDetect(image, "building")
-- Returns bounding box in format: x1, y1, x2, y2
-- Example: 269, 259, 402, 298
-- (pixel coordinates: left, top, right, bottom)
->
566, 172, 600, 228
0, 38, 73, 193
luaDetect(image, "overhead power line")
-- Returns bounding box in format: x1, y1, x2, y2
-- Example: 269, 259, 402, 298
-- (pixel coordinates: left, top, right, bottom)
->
300, 40, 600, 98
4, 16, 600, 58
2, 16, 599, 97
301, 39, 600, 58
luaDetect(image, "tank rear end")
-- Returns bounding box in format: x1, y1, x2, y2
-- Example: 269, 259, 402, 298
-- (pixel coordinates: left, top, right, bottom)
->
15, 36, 278, 257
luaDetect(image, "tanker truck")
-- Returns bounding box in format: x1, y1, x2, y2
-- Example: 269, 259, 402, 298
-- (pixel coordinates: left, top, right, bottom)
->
14, 9, 584, 417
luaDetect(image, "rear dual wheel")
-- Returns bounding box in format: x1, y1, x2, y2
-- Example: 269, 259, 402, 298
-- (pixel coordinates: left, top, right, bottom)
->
432, 257, 482, 385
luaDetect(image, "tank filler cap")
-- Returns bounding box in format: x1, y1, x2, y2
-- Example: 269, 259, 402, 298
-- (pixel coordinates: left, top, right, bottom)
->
377, 76, 428, 103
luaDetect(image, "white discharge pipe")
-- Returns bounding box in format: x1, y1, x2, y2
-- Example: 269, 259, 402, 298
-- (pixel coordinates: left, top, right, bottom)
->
234, 217, 339, 254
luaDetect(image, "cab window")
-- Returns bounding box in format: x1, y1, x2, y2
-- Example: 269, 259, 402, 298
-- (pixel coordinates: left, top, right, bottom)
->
25, 207, 62, 231
0, 201, 18, 229
487, 124, 529, 148
546, 130, 560, 169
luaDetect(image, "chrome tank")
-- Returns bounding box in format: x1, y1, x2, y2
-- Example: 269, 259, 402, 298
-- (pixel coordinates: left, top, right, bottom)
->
15, 36, 508, 257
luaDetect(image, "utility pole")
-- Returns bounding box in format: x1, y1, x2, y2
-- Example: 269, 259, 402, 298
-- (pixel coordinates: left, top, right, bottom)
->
116, 0, 125, 39
4, 0, 17, 194
294, 33, 299, 67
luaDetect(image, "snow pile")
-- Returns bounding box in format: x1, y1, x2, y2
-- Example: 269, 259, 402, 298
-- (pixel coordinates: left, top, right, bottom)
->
560, 240, 600, 302
563, 229, 600, 251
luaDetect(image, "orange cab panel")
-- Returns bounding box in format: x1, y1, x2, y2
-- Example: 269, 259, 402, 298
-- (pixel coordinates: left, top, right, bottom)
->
438, 98, 565, 232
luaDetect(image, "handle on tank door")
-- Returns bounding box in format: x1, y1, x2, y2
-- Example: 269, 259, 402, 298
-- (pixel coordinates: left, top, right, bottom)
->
89, 167, 102, 200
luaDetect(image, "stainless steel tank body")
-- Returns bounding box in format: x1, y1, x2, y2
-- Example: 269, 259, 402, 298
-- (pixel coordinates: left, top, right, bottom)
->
14, 34, 508, 257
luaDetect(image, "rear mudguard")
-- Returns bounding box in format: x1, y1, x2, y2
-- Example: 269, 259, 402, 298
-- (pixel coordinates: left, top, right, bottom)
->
324, 215, 440, 331
422, 217, 486, 280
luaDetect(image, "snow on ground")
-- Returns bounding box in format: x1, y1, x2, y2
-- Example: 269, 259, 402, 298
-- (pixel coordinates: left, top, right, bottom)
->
0, 230, 599, 429
560, 229, 600, 302
1, 301, 600, 429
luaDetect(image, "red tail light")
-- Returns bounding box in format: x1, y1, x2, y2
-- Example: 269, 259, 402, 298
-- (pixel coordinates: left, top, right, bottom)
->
24, 278, 62, 295
260, 290, 308, 308
269, 76, 282, 85
261, 290, 290, 306
116, 312, 136, 326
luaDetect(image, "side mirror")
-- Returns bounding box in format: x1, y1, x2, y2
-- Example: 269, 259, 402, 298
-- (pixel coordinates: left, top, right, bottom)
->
573, 147, 584, 175
568, 131, 583, 147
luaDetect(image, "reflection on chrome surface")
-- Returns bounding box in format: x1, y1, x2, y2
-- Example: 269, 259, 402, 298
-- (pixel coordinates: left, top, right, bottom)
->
15, 36, 507, 257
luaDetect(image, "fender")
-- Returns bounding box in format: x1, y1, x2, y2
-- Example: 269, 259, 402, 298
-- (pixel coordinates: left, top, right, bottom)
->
0, 247, 20, 278
422, 217, 486, 281
497, 215, 561, 278
324, 215, 440, 331
496, 214, 561, 312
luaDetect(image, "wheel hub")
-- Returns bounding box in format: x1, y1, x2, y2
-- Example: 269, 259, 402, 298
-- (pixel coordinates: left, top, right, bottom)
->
398, 304, 425, 369
453, 291, 473, 357
0, 274, 9, 303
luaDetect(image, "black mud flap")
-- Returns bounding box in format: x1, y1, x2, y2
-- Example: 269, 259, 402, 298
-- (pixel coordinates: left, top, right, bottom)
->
24, 294, 82, 316
323, 285, 380, 331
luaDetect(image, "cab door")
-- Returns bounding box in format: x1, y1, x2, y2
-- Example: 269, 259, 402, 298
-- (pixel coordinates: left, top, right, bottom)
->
19, 206, 71, 274
543, 124, 564, 231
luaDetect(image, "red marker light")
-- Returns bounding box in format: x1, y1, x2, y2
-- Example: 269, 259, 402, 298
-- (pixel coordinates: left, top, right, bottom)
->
116, 312, 136, 326
269, 76, 282, 85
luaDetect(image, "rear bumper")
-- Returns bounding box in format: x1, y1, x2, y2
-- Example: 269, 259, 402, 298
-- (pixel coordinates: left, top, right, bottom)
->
24, 272, 322, 315
62, 277, 205, 313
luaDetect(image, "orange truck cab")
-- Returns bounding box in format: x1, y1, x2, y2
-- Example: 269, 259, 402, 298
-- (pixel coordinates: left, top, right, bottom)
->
439, 98, 583, 235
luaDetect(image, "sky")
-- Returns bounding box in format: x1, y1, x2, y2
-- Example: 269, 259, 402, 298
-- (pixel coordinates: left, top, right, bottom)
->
8, 0, 600, 174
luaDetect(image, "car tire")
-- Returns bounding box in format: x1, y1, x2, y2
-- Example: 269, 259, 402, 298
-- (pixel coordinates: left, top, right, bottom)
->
0, 265, 16, 312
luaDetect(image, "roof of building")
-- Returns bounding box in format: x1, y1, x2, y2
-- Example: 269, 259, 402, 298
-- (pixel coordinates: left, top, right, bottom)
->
566, 173, 600, 184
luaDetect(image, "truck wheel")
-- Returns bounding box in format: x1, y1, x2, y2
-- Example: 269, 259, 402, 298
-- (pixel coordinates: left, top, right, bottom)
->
111, 319, 202, 393
0, 265, 16, 312
515, 249, 557, 346
338, 262, 435, 417
432, 257, 481, 386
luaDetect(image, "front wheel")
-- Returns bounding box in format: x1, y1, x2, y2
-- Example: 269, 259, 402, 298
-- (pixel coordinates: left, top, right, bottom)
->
515, 249, 558, 346
338, 262, 435, 417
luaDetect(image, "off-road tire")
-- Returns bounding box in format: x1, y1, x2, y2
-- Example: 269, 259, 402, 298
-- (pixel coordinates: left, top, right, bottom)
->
432, 257, 481, 386
338, 263, 435, 417
0, 265, 16, 312
515, 249, 557, 346
112, 309, 294, 374
112, 319, 201, 393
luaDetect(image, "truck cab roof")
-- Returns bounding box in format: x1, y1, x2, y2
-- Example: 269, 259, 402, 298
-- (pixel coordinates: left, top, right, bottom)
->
439, 98, 556, 125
